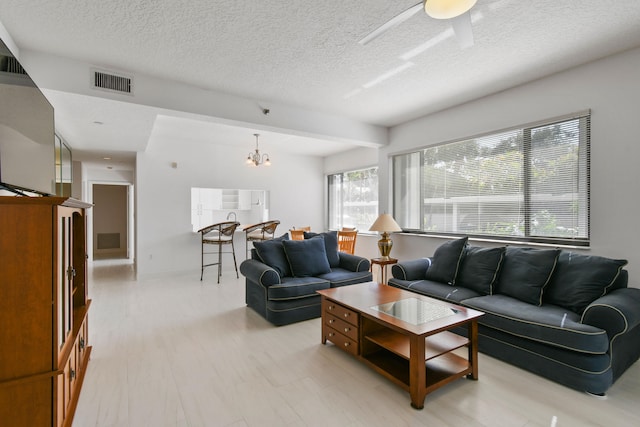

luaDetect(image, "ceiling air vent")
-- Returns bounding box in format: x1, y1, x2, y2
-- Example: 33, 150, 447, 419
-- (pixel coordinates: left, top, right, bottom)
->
92, 69, 133, 95
0, 55, 27, 75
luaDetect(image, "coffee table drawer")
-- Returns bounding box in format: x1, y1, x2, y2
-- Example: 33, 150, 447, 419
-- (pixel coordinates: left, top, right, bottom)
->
325, 313, 358, 341
326, 329, 358, 356
324, 301, 357, 326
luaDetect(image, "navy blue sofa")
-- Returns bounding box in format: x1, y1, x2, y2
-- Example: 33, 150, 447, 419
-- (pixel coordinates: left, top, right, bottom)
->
388, 237, 640, 395
240, 231, 372, 325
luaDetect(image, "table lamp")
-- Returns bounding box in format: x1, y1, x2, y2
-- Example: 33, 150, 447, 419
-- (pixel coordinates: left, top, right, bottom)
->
369, 213, 402, 260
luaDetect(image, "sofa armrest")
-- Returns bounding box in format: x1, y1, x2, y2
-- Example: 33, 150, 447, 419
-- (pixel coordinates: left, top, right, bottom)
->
239, 259, 281, 287
391, 258, 432, 281
581, 288, 640, 340
338, 252, 370, 272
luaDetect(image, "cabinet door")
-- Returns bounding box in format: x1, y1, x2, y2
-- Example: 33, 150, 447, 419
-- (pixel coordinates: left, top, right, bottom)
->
56, 207, 77, 357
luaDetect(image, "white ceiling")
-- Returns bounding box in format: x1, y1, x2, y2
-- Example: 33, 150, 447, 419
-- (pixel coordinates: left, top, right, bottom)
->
2, 0, 640, 167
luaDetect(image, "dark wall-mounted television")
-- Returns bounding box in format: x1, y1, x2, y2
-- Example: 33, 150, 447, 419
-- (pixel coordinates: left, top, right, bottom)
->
0, 37, 55, 196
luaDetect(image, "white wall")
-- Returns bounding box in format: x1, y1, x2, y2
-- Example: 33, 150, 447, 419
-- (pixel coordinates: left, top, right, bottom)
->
324, 146, 380, 175
329, 47, 640, 285
136, 136, 324, 277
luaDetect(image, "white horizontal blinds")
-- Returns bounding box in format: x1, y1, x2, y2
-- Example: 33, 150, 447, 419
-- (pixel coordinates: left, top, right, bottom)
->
327, 174, 343, 230
422, 129, 525, 236
328, 167, 379, 231
393, 152, 422, 230
392, 112, 590, 244
527, 116, 590, 240
342, 167, 379, 230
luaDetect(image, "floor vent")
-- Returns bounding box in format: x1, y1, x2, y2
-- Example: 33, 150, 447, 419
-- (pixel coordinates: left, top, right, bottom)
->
97, 233, 121, 250
92, 69, 133, 95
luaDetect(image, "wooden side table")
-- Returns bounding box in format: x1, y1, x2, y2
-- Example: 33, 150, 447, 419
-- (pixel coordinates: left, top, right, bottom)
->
370, 257, 398, 285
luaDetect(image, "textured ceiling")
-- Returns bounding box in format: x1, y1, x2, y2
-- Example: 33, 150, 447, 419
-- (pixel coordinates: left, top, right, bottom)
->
2, 0, 640, 162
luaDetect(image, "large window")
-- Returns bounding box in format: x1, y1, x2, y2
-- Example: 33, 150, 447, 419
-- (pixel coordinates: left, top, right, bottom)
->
393, 112, 590, 246
328, 167, 378, 231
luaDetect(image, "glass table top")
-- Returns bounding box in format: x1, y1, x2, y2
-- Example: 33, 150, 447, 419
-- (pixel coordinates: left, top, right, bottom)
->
371, 297, 459, 325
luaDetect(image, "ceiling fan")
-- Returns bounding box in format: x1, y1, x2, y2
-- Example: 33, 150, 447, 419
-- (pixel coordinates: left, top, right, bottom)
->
359, 0, 483, 48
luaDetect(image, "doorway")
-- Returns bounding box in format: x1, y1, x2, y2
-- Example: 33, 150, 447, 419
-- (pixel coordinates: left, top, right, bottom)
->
92, 183, 134, 260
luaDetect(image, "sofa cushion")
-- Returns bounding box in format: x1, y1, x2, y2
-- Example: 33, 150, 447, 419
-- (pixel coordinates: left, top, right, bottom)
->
387, 278, 481, 304
254, 238, 291, 277
462, 294, 610, 354
456, 246, 505, 295
317, 268, 373, 288
425, 236, 468, 285
497, 247, 560, 306
267, 276, 330, 300
304, 231, 340, 267
283, 237, 331, 277
544, 252, 628, 314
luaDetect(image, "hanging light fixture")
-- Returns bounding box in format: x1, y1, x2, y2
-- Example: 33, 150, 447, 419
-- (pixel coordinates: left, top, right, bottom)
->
246, 133, 271, 167
424, 0, 477, 19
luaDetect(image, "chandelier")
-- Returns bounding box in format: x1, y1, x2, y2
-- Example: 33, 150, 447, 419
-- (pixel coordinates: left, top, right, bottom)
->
246, 133, 271, 167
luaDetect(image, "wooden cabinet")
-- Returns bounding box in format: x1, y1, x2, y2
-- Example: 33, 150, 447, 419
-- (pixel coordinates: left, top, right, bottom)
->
0, 196, 92, 427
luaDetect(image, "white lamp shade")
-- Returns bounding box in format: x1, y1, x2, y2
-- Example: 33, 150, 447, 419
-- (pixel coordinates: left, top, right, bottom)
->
424, 0, 477, 20
369, 213, 402, 233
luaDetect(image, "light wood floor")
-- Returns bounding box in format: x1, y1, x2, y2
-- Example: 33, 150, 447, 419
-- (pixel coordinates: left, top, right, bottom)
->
73, 260, 640, 427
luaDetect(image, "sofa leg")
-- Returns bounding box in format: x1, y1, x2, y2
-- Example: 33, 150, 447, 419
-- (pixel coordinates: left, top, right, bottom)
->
585, 391, 607, 399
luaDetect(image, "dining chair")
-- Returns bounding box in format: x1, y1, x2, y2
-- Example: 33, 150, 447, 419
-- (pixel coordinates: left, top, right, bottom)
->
198, 221, 240, 283
289, 226, 311, 240
289, 229, 306, 240
337, 229, 358, 255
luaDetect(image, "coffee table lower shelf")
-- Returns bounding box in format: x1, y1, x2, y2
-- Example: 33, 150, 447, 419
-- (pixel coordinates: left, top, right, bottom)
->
361, 329, 474, 403
362, 348, 472, 392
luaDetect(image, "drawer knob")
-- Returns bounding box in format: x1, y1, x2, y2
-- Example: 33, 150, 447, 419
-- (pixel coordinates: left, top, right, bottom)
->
344, 328, 349, 332
328, 305, 334, 310
344, 342, 350, 347
70, 369, 76, 380
329, 319, 334, 324
328, 332, 334, 337
79, 337, 85, 350
344, 313, 349, 318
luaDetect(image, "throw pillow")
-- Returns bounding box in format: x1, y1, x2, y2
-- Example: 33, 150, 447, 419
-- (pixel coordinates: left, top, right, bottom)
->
424, 236, 468, 285
456, 246, 506, 295
497, 247, 560, 306
272, 233, 290, 241
254, 237, 291, 277
304, 231, 340, 267
545, 252, 628, 314
282, 237, 332, 277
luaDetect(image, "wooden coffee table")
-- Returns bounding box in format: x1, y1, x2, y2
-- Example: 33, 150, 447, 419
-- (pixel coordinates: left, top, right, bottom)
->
317, 282, 484, 409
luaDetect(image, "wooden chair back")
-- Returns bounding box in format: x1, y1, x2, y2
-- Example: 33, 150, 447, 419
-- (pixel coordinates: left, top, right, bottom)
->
289, 229, 306, 240
337, 230, 357, 254
199, 221, 240, 243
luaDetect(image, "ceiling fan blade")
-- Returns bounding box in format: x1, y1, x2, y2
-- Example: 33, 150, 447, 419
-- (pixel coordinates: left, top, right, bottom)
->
358, 2, 423, 45
450, 11, 474, 48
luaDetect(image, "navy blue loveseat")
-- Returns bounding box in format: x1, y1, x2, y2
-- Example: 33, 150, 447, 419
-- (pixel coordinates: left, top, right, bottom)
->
388, 237, 640, 395
240, 231, 372, 325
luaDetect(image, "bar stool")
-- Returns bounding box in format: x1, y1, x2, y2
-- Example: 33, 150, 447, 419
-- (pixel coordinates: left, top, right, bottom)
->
243, 220, 280, 258
198, 221, 240, 283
